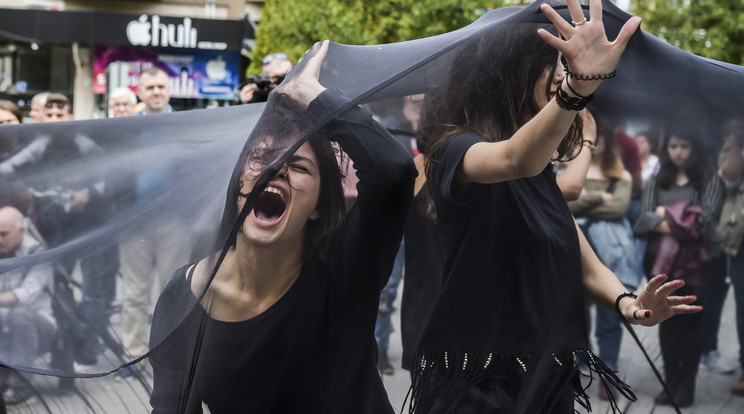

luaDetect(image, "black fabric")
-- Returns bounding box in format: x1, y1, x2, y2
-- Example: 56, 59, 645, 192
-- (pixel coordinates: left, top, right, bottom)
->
1, 2, 744, 412
411, 132, 593, 412
400, 192, 445, 371
150, 88, 415, 414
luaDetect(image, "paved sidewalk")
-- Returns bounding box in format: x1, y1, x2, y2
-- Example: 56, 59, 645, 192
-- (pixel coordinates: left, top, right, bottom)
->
6, 280, 744, 413
382, 281, 744, 413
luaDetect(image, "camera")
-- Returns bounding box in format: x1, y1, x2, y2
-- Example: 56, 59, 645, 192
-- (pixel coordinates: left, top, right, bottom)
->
237, 74, 285, 104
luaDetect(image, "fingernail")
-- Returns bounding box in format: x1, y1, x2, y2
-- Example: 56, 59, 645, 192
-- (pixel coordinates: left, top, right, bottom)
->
645, 311, 651, 318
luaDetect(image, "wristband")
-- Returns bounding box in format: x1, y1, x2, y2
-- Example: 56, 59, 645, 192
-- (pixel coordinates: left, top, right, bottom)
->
614, 292, 637, 320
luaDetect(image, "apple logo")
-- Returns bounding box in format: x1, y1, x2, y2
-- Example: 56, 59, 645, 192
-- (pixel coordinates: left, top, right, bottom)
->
127, 15, 152, 46
206, 56, 228, 81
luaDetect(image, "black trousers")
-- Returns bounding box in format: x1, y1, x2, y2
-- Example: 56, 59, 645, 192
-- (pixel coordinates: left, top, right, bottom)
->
659, 284, 703, 399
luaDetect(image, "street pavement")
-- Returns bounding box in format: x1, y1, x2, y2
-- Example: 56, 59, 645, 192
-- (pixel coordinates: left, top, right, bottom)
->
382, 279, 744, 414
6, 279, 744, 413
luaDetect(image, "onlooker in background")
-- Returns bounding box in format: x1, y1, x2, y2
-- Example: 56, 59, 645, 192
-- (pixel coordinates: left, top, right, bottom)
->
261, 52, 292, 82
716, 118, 744, 394
568, 114, 638, 401
0, 101, 24, 165
634, 129, 724, 407
0, 94, 118, 385
109, 87, 137, 118
28, 92, 49, 123
117, 68, 189, 381
696, 121, 739, 377
0, 101, 21, 125
137, 67, 173, 115
635, 130, 660, 187
0, 206, 56, 407
616, 129, 643, 198
555, 109, 596, 201
239, 52, 294, 104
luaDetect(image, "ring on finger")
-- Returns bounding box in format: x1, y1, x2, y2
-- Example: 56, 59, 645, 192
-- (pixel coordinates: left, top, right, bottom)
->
572, 18, 587, 26
643, 283, 653, 295
632, 309, 640, 320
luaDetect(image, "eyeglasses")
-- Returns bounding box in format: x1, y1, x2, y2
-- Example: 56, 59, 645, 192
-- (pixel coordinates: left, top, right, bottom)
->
262, 53, 288, 65
45, 101, 68, 109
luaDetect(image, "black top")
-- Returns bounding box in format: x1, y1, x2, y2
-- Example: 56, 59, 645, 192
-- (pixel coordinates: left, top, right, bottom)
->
149, 88, 416, 414
420, 132, 586, 353
410, 132, 614, 412
400, 192, 445, 370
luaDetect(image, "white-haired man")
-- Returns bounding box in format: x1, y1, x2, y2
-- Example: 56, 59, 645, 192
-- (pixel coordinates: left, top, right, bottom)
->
0, 206, 55, 406
109, 87, 137, 118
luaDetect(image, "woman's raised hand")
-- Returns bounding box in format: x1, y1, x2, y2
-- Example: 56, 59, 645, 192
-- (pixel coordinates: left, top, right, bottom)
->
537, 0, 641, 97
621, 274, 703, 327
275, 40, 330, 107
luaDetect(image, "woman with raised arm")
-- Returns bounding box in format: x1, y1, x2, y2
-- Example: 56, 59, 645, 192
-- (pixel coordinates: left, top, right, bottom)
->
149, 40, 416, 413
411, 1, 701, 412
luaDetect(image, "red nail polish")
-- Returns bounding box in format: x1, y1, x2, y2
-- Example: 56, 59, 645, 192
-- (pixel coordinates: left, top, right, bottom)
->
645, 311, 651, 318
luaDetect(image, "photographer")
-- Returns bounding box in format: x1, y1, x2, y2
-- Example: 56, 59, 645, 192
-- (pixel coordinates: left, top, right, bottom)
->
238, 52, 293, 104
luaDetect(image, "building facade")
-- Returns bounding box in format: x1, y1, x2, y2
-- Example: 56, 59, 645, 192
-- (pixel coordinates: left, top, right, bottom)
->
0, 0, 265, 119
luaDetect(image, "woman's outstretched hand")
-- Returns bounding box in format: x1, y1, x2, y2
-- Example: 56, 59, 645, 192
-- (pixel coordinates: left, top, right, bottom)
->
620, 274, 703, 326
275, 40, 330, 107
537, 0, 641, 97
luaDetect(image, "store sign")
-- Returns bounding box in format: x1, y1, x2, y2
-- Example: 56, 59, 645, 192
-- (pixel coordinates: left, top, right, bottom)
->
126, 15, 197, 49
0, 8, 246, 51
125, 14, 229, 51
94, 46, 239, 100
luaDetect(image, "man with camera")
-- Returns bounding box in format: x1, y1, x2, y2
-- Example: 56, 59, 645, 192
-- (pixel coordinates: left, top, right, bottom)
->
238, 52, 293, 104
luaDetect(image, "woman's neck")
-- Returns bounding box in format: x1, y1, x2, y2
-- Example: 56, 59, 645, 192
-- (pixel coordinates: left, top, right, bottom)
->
232, 234, 304, 294
203, 234, 304, 321
675, 169, 689, 186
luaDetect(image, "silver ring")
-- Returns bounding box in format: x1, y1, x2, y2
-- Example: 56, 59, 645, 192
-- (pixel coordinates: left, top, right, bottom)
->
643, 283, 653, 295
572, 18, 587, 26
632, 309, 640, 320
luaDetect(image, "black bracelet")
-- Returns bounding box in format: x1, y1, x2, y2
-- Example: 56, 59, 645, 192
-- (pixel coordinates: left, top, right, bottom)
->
555, 82, 592, 111
614, 292, 638, 320
561, 56, 617, 81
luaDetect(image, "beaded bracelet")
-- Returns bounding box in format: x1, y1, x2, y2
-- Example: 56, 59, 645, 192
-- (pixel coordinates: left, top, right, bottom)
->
561, 56, 617, 81
555, 82, 592, 111
614, 292, 638, 321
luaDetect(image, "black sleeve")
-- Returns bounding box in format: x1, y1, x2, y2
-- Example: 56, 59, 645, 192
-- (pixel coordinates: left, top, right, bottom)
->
149, 270, 202, 414
633, 177, 663, 237
430, 132, 486, 207
308, 88, 417, 324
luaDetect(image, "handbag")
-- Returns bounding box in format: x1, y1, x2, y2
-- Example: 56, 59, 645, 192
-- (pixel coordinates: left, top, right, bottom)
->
718, 180, 744, 257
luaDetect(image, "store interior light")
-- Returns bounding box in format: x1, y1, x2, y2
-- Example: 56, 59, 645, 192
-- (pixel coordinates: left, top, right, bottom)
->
30, 42, 39, 51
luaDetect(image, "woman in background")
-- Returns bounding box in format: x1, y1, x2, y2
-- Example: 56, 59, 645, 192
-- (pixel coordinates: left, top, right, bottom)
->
634, 129, 724, 407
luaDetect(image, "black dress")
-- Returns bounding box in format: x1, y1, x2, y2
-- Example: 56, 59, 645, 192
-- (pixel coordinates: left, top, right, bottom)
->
400, 191, 445, 371
411, 132, 630, 413
149, 88, 416, 414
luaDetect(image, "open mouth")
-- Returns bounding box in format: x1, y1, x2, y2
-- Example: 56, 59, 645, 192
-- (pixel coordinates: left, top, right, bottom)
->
253, 186, 286, 222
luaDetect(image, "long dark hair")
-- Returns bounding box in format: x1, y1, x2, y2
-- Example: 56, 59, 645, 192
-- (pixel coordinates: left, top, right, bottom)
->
217, 92, 346, 262
655, 129, 714, 191
420, 23, 581, 216
593, 112, 625, 180
421, 23, 580, 159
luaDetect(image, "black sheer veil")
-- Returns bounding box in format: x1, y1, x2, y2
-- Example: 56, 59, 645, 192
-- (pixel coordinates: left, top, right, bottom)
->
1, 0, 743, 412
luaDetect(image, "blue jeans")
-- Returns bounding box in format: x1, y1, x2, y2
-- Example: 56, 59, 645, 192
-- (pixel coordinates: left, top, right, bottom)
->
375, 240, 404, 353
730, 249, 744, 369
595, 305, 622, 372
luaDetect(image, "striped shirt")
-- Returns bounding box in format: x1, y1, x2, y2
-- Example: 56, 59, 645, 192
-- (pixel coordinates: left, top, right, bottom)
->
634, 175, 725, 253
